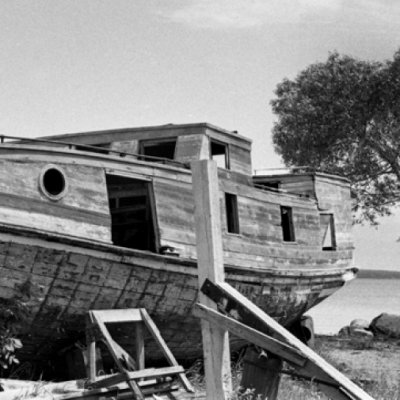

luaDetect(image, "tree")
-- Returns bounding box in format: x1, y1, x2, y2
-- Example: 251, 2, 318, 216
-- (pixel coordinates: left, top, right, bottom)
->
271, 51, 400, 224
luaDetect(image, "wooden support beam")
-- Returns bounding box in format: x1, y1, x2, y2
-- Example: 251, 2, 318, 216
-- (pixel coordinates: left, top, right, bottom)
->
193, 303, 306, 367
201, 279, 375, 400
86, 314, 97, 382
140, 309, 194, 393
90, 309, 142, 323
108, 338, 138, 371
89, 366, 184, 389
135, 322, 145, 370
191, 160, 232, 400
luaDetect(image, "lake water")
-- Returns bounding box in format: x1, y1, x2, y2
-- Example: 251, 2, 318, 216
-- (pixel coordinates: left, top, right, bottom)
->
306, 278, 400, 334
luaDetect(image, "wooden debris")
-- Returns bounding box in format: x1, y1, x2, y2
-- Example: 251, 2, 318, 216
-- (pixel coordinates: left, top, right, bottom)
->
86, 308, 193, 399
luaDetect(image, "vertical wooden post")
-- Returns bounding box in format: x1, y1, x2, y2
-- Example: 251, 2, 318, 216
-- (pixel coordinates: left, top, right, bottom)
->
192, 160, 232, 400
86, 314, 97, 382
135, 322, 145, 370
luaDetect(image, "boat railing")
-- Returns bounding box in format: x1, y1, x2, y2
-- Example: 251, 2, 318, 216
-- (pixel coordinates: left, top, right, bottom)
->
0, 135, 191, 169
253, 166, 316, 175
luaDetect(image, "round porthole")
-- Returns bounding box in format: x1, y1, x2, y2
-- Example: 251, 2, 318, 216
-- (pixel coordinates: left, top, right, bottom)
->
39, 165, 68, 201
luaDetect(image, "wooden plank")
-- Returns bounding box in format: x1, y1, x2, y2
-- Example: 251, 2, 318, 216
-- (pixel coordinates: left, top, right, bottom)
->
228, 143, 252, 175
174, 134, 208, 163
140, 309, 194, 393
128, 366, 184, 381
89, 373, 126, 389
0, 191, 110, 225
191, 160, 232, 400
135, 322, 145, 370
86, 314, 97, 382
90, 366, 184, 389
109, 339, 137, 371
240, 347, 282, 400
91, 309, 142, 323
192, 303, 306, 367
0, 206, 111, 243
55, 385, 190, 400
202, 280, 375, 400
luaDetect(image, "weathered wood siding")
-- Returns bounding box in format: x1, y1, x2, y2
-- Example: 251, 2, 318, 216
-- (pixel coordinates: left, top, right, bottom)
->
219, 178, 334, 270
205, 127, 252, 176
174, 135, 209, 163
0, 146, 352, 272
228, 143, 252, 176
314, 176, 353, 249
152, 168, 352, 271
0, 229, 351, 364
109, 140, 139, 154
0, 159, 111, 242
153, 178, 196, 257
278, 175, 315, 197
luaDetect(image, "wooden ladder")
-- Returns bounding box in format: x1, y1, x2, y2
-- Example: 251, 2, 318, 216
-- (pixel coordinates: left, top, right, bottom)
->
85, 308, 194, 400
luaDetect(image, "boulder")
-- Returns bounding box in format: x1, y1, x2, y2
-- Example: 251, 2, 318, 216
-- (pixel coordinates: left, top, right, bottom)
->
338, 322, 374, 339
338, 326, 350, 337
349, 319, 373, 338
370, 313, 400, 338
350, 328, 374, 339
350, 319, 370, 331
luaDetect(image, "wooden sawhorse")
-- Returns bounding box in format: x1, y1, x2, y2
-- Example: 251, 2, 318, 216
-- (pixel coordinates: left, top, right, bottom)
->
85, 308, 194, 399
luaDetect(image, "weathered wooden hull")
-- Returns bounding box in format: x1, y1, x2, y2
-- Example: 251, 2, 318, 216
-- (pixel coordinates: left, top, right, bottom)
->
0, 224, 355, 364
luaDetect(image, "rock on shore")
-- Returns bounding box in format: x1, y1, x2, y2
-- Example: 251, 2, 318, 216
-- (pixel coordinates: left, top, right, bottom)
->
370, 313, 400, 338
339, 313, 400, 340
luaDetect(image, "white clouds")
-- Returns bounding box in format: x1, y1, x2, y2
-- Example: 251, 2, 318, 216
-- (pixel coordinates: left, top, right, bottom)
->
162, 0, 345, 29
161, 0, 400, 30
355, 0, 400, 23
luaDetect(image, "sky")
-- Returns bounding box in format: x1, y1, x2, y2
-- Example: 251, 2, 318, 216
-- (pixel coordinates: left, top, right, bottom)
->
1, 0, 400, 270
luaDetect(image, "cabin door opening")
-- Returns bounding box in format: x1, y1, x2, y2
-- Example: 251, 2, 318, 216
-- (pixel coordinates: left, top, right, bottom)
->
106, 175, 158, 252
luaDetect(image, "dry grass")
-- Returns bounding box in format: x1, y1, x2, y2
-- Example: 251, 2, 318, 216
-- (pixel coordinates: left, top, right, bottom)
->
187, 337, 400, 400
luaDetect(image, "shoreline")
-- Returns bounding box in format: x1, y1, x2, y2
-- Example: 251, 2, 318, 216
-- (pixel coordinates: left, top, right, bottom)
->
357, 269, 400, 279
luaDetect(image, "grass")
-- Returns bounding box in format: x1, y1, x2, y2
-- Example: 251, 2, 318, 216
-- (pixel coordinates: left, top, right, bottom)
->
186, 338, 400, 400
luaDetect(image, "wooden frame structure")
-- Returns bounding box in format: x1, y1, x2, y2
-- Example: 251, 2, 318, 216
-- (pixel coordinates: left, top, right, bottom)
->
192, 159, 375, 400
85, 308, 194, 399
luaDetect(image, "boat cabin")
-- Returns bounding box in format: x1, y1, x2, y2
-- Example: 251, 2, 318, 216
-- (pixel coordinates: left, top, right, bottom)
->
42, 123, 253, 175
0, 123, 353, 271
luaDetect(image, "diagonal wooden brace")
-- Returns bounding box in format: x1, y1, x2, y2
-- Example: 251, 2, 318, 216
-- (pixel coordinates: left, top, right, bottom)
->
199, 279, 375, 400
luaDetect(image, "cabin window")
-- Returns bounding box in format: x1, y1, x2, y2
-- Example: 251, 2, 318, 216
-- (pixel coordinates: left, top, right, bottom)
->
106, 175, 159, 252
281, 206, 295, 242
210, 139, 229, 169
320, 213, 336, 250
39, 165, 68, 201
139, 139, 177, 162
225, 193, 240, 234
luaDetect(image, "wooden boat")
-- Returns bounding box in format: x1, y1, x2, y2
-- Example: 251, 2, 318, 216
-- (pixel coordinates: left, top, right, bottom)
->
0, 123, 355, 371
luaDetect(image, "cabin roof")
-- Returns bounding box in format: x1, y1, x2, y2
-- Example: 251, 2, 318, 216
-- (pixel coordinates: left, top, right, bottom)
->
37, 122, 252, 148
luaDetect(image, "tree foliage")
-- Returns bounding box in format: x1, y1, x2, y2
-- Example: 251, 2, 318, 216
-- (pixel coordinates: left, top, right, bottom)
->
271, 51, 400, 224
